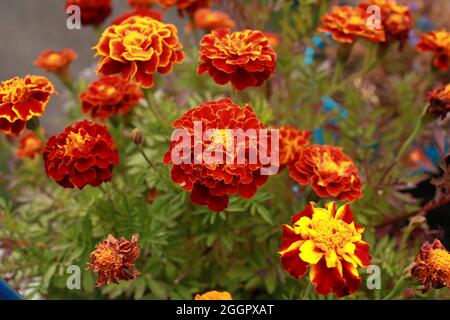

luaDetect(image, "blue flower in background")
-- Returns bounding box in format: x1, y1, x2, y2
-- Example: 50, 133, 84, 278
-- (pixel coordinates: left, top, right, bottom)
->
312, 36, 327, 49
321, 96, 348, 118
425, 143, 442, 165
304, 46, 315, 65
313, 128, 325, 145
417, 17, 435, 32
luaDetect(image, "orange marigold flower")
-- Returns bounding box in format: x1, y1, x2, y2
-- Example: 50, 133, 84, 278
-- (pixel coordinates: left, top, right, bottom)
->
0, 75, 56, 137
264, 32, 282, 49
278, 125, 310, 167
288, 145, 362, 202
426, 83, 450, 119
193, 8, 236, 31
410, 239, 450, 292
95, 16, 184, 88
159, 0, 210, 16
43, 119, 119, 189
198, 28, 277, 91
113, 8, 163, 25
16, 130, 44, 159
65, 0, 112, 26
87, 234, 140, 287
128, 0, 159, 8
407, 148, 432, 169
195, 291, 232, 300
33, 49, 77, 75
318, 6, 386, 43
164, 98, 271, 212
417, 30, 450, 71
278, 201, 371, 297
358, 0, 412, 47
80, 75, 143, 121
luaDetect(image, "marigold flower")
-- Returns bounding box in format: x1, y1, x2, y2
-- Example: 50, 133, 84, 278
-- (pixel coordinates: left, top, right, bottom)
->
358, 0, 412, 47
264, 32, 282, 49
278, 125, 310, 167
164, 98, 271, 212
417, 30, 450, 71
0, 75, 56, 137
95, 16, 184, 88
193, 8, 236, 31
318, 6, 386, 43
113, 8, 163, 25
410, 239, 450, 292
80, 75, 143, 121
65, 0, 112, 26
43, 119, 119, 189
87, 234, 140, 287
128, 0, 159, 8
288, 145, 362, 202
278, 201, 371, 297
16, 130, 44, 159
198, 28, 276, 91
33, 49, 77, 75
159, 0, 210, 16
407, 148, 432, 169
426, 83, 450, 119
195, 291, 232, 300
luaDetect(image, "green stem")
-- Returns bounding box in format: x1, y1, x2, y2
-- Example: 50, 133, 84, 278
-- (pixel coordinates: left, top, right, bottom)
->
231, 85, 239, 102
382, 277, 405, 300
301, 282, 313, 300
57, 74, 78, 100
143, 89, 162, 121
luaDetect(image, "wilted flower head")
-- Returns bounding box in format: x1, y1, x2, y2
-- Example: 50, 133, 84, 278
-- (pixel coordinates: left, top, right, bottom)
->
16, 130, 44, 159
195, 291, 232, 300
278, 202, 371, 297
65, 0, 112, 26
410, 239, 450, 292
278, 125, 310, 167
43, 119, 119, 189
0, 75, 56, 136
33, 49, 77, 75
193, 8, 236, 31
417, 30, 450, 71
288, 145, 362, 202
80, 75, 144, 121
87, 234, 140, 287
198, 28, 276, 90
318, 6, 386, 43
95, 16, 184, 88
426, 83, 450, 119
112, 8, 163, 25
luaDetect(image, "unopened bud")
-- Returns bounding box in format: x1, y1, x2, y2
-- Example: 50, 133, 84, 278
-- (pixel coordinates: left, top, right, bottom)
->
131, 128, 143, 145
409, 215, 426, 227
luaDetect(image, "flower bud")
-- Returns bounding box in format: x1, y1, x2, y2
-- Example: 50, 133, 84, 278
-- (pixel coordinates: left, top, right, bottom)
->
131, 128, 143, 145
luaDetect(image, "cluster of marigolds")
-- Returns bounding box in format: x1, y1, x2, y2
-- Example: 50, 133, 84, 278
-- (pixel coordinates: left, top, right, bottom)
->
1, 0, 449, 299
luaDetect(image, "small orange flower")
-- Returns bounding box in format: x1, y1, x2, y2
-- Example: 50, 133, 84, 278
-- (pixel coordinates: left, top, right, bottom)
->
195, 291, 232, 300
426, 83, 450, 119
33, 49, 77, 75
279, 201, 371, 297
95, 16, 184, 88
358, 0, 412, 47
113, 8, 163, 25
43, 120, 119, 189
288, 145, 362, 202
193, 8, 236, 31
278, 125, 310, 167
0, 75, 56, 136
417, 30, 450, 71
318, 6, 386, 43
80, 75, 143, 121
198, 28, 276, 90
16, 130, 44, 159
65, 0, 112, 26
158, 0, 210, 16
87, 234, 140, 287
128, 0, 159, 8
410, 239, 450, 292
264, 32, 282, 49
407, 149, 432, 169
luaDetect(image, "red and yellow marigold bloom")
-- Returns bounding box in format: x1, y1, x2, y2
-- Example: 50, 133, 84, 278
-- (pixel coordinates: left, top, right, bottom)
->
417, 30, 450, 71
358, 0, 412, 47
80, 75, 143, 121
16, 130, 44, 160
33, 49, 77, 74
65, 0, 112, 26
288, 145, 362, 202
113, 8, 163, 25
164, 98, 270, 212
195, 291, 232, 300
193, 8, 236, 31
198, 28, 276, 91
278, 125, 310, 167
87, 234, 140, 287
318, 6, 386, 43
0, 75, 56, 136
426, 83, 450, 119
128, 0, 159, 8
95, 16, 184, 88
158, 0, 211, 16
410, 239, 450, 292
43, 119, 119, 189
279, 201, 371, 297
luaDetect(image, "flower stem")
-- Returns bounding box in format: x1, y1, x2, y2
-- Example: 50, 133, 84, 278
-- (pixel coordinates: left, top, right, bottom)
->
143, 89, 162, 122
301, 282, 313, 300
382, 277, 405, 300
137, 145, 159, 172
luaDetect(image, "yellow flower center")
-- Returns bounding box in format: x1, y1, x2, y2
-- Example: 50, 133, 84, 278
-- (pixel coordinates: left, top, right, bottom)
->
98, 85, 116, 96
428, 249, 450, 275
310, 217, 355, 253
63, 131, 87, 155
47, 53, 61, 64
94, 247, 122, 270
2, 79, 28, 104
314, 151, 352, 176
